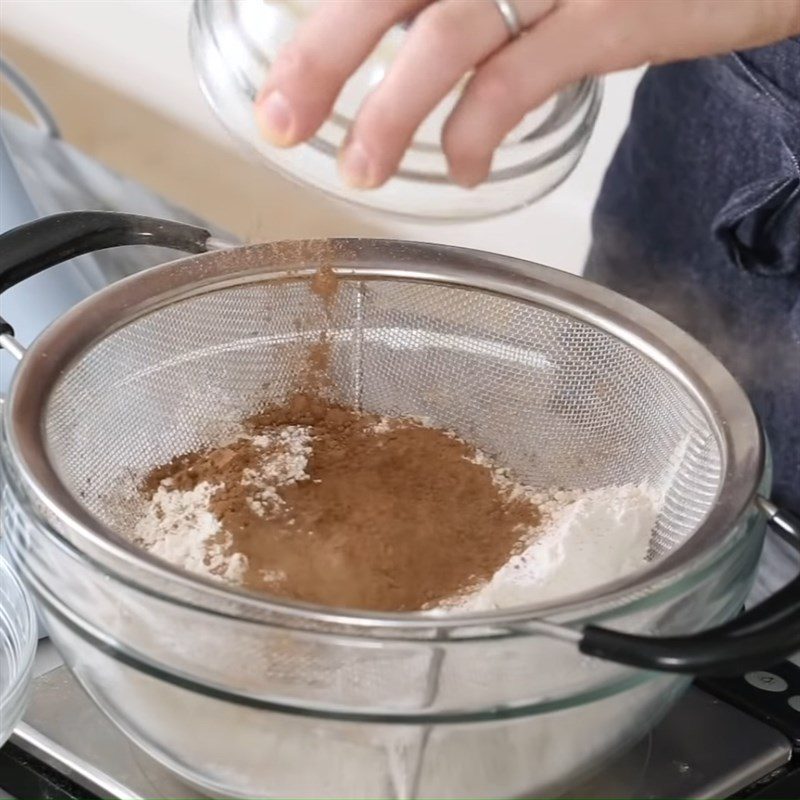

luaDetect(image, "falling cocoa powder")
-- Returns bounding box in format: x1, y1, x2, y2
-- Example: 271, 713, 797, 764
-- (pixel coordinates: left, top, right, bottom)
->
297, 336, 332, 397
297, 261, 339, 395
141, 394, 541, 612
309, 263, 338, 311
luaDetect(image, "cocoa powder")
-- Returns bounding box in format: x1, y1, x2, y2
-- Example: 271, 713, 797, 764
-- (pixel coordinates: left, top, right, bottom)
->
142, 394, 541, 612
309, 262, 338, 311
141, 262, 542, 611
298, 259, 338, 395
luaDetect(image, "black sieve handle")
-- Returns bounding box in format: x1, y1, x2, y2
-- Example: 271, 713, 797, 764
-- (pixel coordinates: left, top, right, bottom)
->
580, 503, 800, 676
0, 211, 214, 338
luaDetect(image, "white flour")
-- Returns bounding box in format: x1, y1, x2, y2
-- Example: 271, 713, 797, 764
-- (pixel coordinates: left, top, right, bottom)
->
247, 426, 312, 486
134, 481, 249, 584
452, 483, 658, 611
244, 426, 311, 518
133, 427, 313, 583
133, 426, 659, 608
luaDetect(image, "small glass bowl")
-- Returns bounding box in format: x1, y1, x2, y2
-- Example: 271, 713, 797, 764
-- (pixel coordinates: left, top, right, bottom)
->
0, 554, 36, 745
190, 0, 602, 221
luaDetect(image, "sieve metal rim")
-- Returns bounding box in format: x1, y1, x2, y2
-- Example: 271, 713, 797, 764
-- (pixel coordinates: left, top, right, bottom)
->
3, 238, 764, 632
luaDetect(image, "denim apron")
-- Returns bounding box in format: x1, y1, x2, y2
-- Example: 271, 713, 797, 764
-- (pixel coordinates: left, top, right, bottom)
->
585, 38, 800, 603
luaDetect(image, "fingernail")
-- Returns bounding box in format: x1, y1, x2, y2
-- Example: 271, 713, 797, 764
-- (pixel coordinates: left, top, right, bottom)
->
255, 90, 296, 147
340, 140, 377, 189
450, 163, 486, 189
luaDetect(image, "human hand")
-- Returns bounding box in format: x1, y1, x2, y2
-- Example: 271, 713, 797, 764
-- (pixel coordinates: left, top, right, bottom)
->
254, 0, 800, 189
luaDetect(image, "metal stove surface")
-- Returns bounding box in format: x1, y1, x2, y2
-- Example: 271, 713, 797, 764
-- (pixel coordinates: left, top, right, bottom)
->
2, 645, 794, 800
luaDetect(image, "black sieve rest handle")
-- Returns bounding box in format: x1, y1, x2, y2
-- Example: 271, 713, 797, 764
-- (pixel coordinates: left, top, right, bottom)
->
580, 503, 800, 676
0, 211, 214, 338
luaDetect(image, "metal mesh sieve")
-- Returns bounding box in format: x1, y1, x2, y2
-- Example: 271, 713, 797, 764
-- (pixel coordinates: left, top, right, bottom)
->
42, 269, 721, 565
6, 237, 762, 619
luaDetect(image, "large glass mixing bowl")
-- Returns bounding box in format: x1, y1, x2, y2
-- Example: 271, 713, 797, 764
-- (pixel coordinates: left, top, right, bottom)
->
3, 217, 790, 798
1, 452, 763, 798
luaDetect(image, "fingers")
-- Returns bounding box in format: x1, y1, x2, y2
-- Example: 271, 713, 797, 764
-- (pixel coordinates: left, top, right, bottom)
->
256, 0, 800, 192
443, 2, 647, 187
255, 0, 427, 147
339, 0, 556, 188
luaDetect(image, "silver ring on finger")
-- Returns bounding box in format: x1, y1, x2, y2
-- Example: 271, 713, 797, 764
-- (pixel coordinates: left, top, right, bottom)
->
491, 0, 523, 41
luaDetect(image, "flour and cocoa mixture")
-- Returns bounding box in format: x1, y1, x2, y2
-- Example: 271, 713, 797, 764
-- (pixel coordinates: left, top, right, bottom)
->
139, 393, 541, 611
133, 260, 659, 612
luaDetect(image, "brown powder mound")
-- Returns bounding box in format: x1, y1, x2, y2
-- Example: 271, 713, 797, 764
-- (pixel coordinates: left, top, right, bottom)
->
143, 393, 540, 612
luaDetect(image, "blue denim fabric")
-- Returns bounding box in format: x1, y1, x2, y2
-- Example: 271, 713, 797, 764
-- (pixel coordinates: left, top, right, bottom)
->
585, 38, 800, 599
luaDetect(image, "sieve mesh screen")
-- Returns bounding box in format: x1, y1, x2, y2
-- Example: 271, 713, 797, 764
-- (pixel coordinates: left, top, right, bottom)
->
43, 277, 721, 561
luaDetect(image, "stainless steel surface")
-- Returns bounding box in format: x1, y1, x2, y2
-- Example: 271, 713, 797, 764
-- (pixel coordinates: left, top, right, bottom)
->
565, 690, 792, 799
11, 659, 791, 800
12, 665, 190, 800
